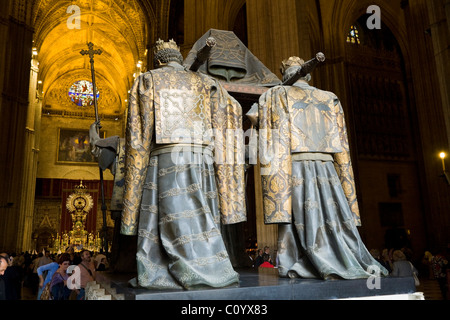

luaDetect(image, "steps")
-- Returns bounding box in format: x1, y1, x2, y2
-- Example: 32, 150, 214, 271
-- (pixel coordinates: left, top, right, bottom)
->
85, 281, 125, 300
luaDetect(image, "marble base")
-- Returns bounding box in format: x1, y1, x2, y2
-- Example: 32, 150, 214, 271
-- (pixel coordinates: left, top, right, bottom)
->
95, 267, 419, 300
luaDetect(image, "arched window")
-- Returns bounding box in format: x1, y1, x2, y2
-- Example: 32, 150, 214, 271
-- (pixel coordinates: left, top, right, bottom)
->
344, 14, 424, 253
68, 80, 99, 108
346, 25, 361, 44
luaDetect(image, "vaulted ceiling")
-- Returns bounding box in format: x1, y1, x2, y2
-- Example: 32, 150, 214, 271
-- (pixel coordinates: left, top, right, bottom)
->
31, 0, 151, 117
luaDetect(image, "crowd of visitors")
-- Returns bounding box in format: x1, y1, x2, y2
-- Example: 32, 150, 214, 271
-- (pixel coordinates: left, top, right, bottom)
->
2, 243, 449, 300
247, 244, 449, 300
250, 246, 278, 268
0, 245, 108, 300
370, 246, 449, 299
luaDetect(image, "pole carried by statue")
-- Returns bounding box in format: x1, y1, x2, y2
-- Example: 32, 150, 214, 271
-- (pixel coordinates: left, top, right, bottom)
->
80, 42, 108, 255
189, 37, 216, 72
282, 52, 325, 86
80, 43, 102, 123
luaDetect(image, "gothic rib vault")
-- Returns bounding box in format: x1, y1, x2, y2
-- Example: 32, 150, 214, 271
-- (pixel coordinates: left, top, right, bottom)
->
32, 0, 149, 118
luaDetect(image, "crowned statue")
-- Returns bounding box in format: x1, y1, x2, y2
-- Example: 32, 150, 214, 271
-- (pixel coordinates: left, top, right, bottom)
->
103, 38, 248, 290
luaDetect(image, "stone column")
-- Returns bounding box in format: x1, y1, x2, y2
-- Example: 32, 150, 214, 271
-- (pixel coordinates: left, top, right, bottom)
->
246, 0, 311, 77
403, 0, 450, 250
16, 58, 41, 252
446, 0, 450, 34
182, 0, 229, 55
427, 0, 450, 146
0, 0, 35, 253
0, 0, 11, 252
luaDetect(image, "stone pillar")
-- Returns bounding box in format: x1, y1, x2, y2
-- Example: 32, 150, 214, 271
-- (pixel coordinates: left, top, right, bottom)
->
427, 0, 450, 147
0, 0, 11, 252
446, 0, 450, 34
182, 0, 229, 55
246, 0, 311, 77
0, 0, 34, 253
403, 0, 450, 250
16, 57, 41, 252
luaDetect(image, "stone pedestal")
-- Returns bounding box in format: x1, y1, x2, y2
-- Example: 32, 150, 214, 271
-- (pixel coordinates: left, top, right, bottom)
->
95, 268, 420, 301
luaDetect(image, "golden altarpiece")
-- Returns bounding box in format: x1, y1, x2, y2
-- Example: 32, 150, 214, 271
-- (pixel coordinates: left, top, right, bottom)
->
54, 181, 102, 253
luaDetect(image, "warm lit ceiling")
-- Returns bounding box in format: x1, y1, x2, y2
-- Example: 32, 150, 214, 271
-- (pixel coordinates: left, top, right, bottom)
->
31, 0, 149, 117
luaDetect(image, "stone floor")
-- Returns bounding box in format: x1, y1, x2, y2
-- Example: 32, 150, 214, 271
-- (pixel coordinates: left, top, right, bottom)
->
416, 277, 445, 300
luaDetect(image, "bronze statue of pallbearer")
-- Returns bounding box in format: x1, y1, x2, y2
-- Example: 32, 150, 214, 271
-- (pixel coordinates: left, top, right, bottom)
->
247, 52, 389, 281
89, 37, 218, 173
89, 37, 246, 290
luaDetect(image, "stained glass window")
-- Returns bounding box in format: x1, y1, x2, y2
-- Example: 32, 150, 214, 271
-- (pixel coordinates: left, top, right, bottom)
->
68, 80, 99, 107
346, 25, 361, 45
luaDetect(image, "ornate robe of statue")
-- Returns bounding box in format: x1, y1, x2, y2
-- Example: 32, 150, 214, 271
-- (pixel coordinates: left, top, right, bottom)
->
120, 54, 246, 289
248, 57, 388, 280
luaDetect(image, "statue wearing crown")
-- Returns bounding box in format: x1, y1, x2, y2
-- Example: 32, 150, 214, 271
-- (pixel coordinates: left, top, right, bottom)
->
107, 38, 248, 290
247, 56, 389, 280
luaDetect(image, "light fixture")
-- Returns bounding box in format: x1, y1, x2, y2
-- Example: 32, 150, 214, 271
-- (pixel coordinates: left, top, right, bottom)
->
440, 152, 446, 171
32, 47, 38, 56
439, 152, 450, 185
137, 60, 143, 68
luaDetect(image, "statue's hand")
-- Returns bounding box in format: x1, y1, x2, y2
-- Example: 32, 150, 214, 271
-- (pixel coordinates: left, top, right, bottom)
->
89, 121, 102, 157
89, 121, 102, 143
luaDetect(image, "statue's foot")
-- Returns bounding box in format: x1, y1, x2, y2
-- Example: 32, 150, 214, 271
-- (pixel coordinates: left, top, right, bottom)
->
324, 274, 341, 281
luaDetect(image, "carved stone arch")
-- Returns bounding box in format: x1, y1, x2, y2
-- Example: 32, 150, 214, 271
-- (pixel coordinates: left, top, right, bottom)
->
44, 70, 122, 115
225, 0, 247, 30
227, 0, 248, 46
33, 1, 148, 60
338, 0, 411, 72
33, 3, 68, 48
10, 0, 34, 25
31, 0, 152, 120
32, 227, 57, 252
32, 209, 58, 252
62, 170, 98, 180
338, 1, 426, 254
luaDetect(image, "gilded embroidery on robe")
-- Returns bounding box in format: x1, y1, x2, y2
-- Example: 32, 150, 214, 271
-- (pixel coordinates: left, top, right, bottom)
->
257, 82, 361, 226
258, 86, 292, 224
121, 67, 246, 236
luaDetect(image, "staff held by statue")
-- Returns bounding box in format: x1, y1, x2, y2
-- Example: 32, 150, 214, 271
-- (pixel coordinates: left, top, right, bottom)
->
282, 52, 326, 86
80, 42, 108, 255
